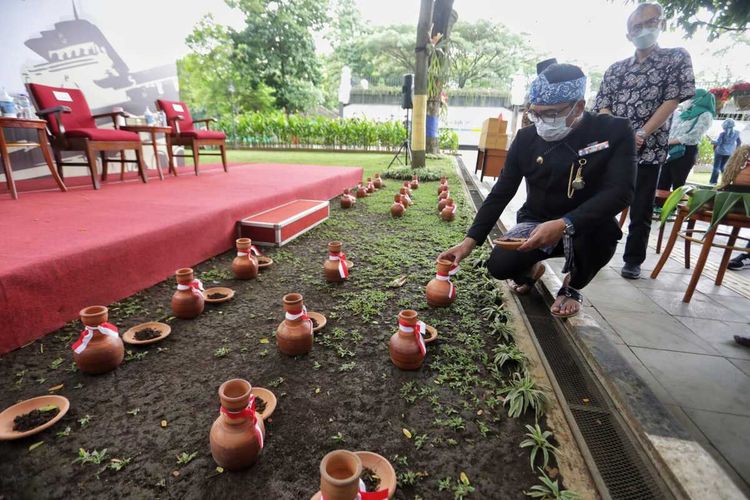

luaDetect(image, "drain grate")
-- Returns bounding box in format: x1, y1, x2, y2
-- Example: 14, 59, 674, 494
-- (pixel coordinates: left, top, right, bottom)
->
456, 157, 672, 500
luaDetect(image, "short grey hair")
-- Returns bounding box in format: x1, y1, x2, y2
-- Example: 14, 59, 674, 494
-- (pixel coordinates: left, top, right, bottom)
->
627, 2, 664, 28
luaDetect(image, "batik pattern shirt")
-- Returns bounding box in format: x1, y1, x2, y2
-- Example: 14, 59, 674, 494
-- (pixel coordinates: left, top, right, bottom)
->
594, 46, 695, 165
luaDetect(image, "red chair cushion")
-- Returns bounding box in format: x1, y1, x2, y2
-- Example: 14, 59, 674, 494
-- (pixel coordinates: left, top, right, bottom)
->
179, 129, 226, 140
28, 83, 96, 136
156, 99, 194, 133
65, 128, 140, 141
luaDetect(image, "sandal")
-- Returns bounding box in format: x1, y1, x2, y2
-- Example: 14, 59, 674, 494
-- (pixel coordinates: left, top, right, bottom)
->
510, 263, 545, 295
551, 286, 583, 319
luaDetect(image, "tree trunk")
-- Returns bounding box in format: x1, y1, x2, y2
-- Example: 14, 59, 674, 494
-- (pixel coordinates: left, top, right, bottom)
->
426, 98, 441, 154
411, 0, 434, 168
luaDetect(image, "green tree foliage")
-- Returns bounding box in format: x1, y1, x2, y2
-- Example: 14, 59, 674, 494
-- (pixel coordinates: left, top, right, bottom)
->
449, 20, 536, 89
635, 0, 749, 40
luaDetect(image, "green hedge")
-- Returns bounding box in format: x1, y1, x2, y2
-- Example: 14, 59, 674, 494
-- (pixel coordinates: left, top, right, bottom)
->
217, 111, 459, 151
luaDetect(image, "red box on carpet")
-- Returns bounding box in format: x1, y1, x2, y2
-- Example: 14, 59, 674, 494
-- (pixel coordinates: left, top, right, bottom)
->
237, 200, 330, 246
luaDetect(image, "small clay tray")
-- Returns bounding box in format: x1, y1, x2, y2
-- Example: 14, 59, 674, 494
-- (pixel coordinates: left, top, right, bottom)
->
203, 287, 235, 304
493, 237, 527, 250
307, 311, 327, 333
344, 260, 354, 270
257, 256, 274, 269
310, 451, 396, 500
122, 322, 171, 345
251, 387, 277, 420
0, 395, 70, 440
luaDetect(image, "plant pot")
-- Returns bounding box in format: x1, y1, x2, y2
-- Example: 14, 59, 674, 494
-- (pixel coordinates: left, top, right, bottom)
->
441, 199, 456, 221
276, 293, 313, 356
426, 258, 457, 307
366, 178, 375, 193
390, 194, 405, 218
171, 268, 205, 319
410, 175, 419, 190
389, 310, 430, 370
324, 241, 349, 282
401, 181, 413, 195
232, 238, 259, 280
399, 188, 412, 206
73, 305, 124, 374
438, 190, 449, 201
373, 174, 384, 189
437, 197, 449, 212
340, 189, 355, 209
437, 183, 448, 195
356, 184, 367, 198
210, 378, 264, 470
320, 450, 362, 500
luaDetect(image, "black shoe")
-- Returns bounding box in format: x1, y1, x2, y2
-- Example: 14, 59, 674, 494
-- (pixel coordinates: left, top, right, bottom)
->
621, 263, 641, 279
728, 254, 750, 271
735, 336, 750, 348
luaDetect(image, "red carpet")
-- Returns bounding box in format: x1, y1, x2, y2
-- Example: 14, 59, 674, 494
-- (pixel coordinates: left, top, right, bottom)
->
0, 163, 363, 353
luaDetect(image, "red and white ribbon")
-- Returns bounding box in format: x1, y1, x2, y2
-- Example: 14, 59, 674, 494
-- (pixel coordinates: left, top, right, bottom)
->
72, 322, 119, 354
286, 305, 310, 322
177, 278, 204, 295
328, 252, 349, 279
435, 265, 459, 299
449, 204, 457, 214
237, 245, 262, 257
399, 319, 427, 356
219, 395, 264, 449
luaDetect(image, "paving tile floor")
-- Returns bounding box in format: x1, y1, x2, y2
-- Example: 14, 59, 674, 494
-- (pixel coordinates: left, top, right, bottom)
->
462, 151, 750, 494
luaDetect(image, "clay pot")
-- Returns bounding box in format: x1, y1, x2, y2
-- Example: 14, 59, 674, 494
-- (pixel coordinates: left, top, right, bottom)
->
171, 268, 205, 319
402, 181, 413, 195
410, 174, 419, 190
437, 183, 448, 195
356, 184, 367, 198
390, 310, 429, 370
340, 189, 355, 209
320, 450, 363, 500
438, 189, 450, 201
210, 379, 264, 471
276, 293, 313, 356
399, 187, 413, 206
426, 258, 458, 307
73, 305, 124, 375
440, 176, 447, 185
391, 194, 405, 218
441, 198, 456, 221
232, 238, 259, 280
324, 241, 349, 282
366, 178, 375, 193
437, 197, 449, 212
373, 173, 384, 189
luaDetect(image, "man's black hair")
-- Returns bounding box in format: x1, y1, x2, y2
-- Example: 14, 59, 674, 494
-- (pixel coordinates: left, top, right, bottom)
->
540, 63, 585, 84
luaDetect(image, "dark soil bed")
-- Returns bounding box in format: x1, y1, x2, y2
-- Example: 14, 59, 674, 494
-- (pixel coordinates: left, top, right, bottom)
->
13, 407, 60, 432
0, 169, 542, 499
134, 328, 162, 341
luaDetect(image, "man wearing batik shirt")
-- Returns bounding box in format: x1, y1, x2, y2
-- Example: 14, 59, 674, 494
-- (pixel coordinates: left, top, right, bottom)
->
595, 2, 695, 280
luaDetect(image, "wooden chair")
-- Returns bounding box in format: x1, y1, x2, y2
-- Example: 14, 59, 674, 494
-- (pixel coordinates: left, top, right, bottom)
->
155, 100, 227, 176
27, 83, 147, 190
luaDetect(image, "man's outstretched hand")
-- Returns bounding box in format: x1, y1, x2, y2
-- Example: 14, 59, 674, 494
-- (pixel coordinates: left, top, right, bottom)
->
517, 219, 565, 252
438, 238, 477, 265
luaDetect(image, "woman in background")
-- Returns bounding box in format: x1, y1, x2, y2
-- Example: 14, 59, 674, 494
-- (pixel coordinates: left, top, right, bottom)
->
657, 89, 715, 191
710, 118, 742, 184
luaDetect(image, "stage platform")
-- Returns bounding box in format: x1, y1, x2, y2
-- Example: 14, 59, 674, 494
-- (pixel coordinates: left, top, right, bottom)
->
0, 163, 363, 354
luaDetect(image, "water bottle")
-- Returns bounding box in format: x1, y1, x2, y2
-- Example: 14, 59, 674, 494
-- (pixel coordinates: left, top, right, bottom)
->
0, 88, 16, 117
144, 106, 155, 126
158, 110, 167, 127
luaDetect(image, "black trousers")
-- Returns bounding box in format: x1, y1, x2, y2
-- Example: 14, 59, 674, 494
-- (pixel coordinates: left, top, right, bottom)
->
624, 164, 661, 265
486, 220, 622, 290
657, 145, 698, 191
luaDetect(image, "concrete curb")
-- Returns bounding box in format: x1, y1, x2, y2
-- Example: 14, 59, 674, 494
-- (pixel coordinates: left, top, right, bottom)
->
455, 155, 746, 500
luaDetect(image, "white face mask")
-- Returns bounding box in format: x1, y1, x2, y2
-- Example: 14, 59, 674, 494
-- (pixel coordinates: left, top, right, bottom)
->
631, 27, 660, 50
532, 107, 578, 142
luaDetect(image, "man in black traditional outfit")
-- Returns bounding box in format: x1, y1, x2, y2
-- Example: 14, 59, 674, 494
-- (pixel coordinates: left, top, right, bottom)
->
440, 64, 636, 318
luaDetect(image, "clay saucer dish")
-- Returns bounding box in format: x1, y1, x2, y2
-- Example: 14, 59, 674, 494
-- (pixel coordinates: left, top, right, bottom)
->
251, 387, 277, 421
392, 324, 438, 344
257, 256, 274, 269
0, 395, 70, 440
203, 287, 235, 304
307, 311, 327, 333
310, 451, 397, 500
345, 260, 354, 270
122, 322, 171, 346
493, 237, 527, 250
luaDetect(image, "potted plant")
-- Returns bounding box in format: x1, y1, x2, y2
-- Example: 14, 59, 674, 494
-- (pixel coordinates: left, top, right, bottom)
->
709, 86, 731, 113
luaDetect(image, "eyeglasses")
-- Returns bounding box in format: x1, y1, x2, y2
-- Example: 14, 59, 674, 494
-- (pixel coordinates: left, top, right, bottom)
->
528, 105, 574, 124
629, 16, 662, 35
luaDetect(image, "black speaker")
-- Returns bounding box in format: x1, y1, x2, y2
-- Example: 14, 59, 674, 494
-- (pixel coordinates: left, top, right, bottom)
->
401, 74, 414, 110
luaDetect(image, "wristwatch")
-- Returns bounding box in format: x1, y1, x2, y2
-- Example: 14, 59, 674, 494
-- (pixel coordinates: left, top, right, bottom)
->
563, 217, 575, 236
636, 128, 648, 139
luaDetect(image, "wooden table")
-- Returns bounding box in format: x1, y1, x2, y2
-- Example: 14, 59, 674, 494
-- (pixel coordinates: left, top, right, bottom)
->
0, 117, 67, 199
474, 148, 508, 182
120, 125, 172, 180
